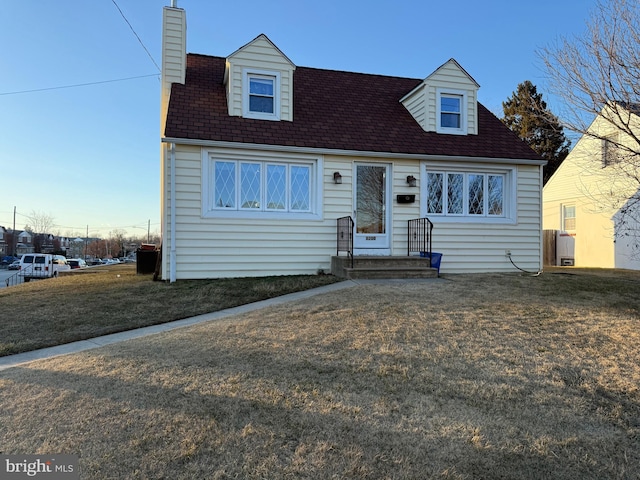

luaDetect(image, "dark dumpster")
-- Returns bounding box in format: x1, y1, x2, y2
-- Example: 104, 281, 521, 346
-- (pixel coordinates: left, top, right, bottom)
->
136, 244, 158, 274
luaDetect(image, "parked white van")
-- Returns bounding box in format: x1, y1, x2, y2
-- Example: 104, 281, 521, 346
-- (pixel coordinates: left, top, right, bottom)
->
19, 254, 71, 282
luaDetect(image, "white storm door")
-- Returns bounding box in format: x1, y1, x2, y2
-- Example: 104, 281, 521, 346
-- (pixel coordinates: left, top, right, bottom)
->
354, 163, 391, 250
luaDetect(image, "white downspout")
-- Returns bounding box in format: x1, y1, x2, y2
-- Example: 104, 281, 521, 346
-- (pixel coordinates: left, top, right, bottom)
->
170, 142, 177, 282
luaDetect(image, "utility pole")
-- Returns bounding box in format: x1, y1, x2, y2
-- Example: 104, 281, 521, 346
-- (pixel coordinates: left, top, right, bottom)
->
148, 219, 150, 243
12, 206, 16, 256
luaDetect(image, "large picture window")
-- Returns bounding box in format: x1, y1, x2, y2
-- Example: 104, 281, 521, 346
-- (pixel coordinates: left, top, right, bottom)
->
425, 168, 511, 221
203, 149, 321, 220
215, 160, 311, 213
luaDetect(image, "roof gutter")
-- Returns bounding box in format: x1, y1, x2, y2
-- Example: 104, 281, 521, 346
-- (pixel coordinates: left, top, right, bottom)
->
161, 137, 547, 166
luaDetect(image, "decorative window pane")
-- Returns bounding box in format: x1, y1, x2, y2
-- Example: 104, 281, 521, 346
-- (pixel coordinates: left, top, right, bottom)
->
249, 77, 275, 114
441, 95, 461, 129
425, 168, 510, 220
215, 161, 236, 208
447, 173, 464, 214
290, 165, 310, 211
427, 172, 443, 214
240, 163, 261, 209
208, 155, 316, 216
468, 174, 484, 215
266, 164, 286, 210
488, 175, 504, 215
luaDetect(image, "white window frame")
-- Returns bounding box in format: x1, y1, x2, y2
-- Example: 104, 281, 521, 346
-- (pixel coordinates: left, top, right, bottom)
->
421, 162, 517, 224
602, 132, 620, 167
436, 88, 467, 135
243, 68, 281, 121
202, 148, 323, 221
562, 204, 576, 231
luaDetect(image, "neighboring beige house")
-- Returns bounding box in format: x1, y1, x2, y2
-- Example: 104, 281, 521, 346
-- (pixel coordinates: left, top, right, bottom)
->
159, 5, 545, 281
543, 104, 640, 269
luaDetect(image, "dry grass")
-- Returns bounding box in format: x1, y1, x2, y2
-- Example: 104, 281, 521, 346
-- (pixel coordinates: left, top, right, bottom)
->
1, 268, 640, 478
0, 264, 339, 356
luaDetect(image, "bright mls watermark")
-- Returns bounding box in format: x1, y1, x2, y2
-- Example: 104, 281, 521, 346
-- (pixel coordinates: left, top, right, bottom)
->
1, 455, 78, 479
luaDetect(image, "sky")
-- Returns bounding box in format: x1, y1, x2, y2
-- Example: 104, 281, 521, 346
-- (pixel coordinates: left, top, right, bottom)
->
0, 0, 598, 239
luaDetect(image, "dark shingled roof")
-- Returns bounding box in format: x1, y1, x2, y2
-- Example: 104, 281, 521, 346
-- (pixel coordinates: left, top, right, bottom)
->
164, 54, 542, 161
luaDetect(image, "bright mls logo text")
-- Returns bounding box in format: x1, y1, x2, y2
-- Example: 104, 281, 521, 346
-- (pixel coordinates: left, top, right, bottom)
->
1, 455, 79, 479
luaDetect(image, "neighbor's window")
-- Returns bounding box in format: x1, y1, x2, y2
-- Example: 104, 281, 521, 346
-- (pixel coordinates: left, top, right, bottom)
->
213, 159, 311, 213
562, 204, 576, 231
602, 132, 620, 167
426, 170, 507, 219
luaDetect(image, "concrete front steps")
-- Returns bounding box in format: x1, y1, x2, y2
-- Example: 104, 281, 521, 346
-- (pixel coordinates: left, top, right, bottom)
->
331, 256, 439, 280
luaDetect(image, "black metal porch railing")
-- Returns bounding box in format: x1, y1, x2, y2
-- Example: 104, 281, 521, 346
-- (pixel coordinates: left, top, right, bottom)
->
4, 265, 31, 287
336, 216, 354, 268
408, 217, 434, 267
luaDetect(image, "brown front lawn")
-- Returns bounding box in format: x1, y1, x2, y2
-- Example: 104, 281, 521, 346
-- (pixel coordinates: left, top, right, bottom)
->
1, 269, 639, 478
0, 264, 339, 356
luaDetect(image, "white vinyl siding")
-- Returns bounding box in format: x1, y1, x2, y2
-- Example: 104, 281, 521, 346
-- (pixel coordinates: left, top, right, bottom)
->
400, 84, 426, 128
160, 7, 186, 135
225, 35, 295, 121
424, 165, 542, 273
401, 59, 478, 135
163, 145, 339, 279
162, 143, 544, 278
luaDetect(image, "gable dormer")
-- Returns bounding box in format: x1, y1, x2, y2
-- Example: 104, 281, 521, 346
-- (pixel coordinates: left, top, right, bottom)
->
224, 34, 296, 122
401, 59, 479, 135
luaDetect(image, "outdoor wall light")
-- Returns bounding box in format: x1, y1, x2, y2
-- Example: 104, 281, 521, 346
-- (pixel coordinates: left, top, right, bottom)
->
406, 175, 417, 187
333, 171, 343, 184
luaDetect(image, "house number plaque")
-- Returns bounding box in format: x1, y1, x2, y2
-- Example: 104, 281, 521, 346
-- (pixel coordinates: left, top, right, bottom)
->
366, 236, 377, 240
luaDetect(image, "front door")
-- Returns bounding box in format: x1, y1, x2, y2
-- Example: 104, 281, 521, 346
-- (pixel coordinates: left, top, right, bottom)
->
354, 163, 391, 252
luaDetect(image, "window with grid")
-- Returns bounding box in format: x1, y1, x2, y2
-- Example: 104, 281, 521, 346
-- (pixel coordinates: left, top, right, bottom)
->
213, 159, 312, 213
436, 89, 467, 134
243, 69, 280, 120
562, 205, 576, 231
426, 170, 507, 218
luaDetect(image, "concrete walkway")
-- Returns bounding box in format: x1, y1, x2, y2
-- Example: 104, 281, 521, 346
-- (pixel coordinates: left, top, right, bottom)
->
0, 278, 445, 372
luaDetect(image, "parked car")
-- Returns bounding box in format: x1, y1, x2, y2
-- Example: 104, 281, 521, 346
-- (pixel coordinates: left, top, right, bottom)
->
18, 254, 71, 282
8, 260, 21, 270
67, 258, 88, 269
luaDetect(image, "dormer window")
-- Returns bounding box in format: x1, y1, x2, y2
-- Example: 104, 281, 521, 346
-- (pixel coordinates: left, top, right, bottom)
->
436, 89, 467, 134
441, 95, 461, 128
249, 76, 274, 113
243, 69, 281, 120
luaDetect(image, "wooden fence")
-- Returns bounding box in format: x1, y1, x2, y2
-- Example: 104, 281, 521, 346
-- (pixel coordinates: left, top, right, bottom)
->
543, 230, 557, 266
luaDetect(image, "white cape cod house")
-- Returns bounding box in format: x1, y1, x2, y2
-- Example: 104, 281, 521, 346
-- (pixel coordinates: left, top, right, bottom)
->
159, 6, 545, 281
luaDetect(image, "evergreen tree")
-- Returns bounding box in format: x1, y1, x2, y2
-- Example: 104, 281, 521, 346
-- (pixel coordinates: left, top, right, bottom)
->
501, 81, 570, 183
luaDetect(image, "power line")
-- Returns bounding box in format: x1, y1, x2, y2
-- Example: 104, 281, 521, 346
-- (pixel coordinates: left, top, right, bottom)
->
0, 74, 159, 96
110, 0, 161, 73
